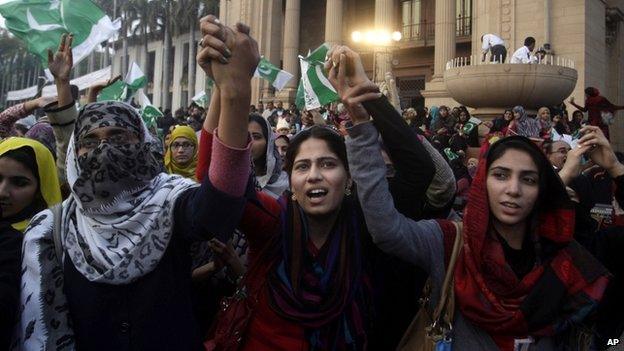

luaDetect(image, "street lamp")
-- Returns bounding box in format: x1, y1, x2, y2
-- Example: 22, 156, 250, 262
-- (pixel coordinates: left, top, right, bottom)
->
351, 29, 402, 82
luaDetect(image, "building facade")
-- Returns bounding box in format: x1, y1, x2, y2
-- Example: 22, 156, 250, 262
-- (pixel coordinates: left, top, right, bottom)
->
113, 0, 624, 150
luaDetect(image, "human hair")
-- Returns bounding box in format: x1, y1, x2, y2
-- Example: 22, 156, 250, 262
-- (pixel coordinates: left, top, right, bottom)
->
70, 84, 80, 101
283, 126, 348, 176
524, 36, 536, 47
249, 114, 269, 170
1, 147, 45, 214
458, 106, 470, 122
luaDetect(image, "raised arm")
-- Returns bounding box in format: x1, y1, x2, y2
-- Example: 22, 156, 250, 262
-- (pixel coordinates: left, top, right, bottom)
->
569, 97, 587, 112
345, 121, 443, 271
326, 46, 444, 271
174, 16, 266, 245
0, 97, 54, 138
44, 34, 78, 184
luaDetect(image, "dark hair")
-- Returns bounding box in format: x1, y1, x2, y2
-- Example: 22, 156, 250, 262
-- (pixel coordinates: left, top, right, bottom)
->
284, 126, 347, 176
249, 114, 269, 140
486, 136, 571, 262
0, 147, 46, 215
249, 114, 269, 172
1, 147, 39, 181
486, 137, 568, 213
458, 106, 470, 123
524, 36, 536, 47
70, 84, 80, 101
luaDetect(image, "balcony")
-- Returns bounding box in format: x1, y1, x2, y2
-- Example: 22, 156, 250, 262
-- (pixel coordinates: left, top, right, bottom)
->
400, 16, 472, 48
444, 56, 578, 119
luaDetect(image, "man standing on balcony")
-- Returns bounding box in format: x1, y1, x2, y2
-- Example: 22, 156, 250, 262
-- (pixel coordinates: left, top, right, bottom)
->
481, 33, 507, 63
511, 37, 537, 64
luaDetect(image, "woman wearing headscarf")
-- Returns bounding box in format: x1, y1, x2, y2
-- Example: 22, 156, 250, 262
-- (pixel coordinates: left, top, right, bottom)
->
350, 129, 609, 349
569, 87, 624, 140
0, 138, 61, 232
334, 47, 610, 351
509, 105, 542, 138
15, 17, 258, 349
248, 114, 289, 198
164, 125, 199, 181
197, 37, 441, 350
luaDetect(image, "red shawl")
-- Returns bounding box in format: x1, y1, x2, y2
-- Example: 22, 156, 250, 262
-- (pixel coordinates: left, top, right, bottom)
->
440, 136, 610, 350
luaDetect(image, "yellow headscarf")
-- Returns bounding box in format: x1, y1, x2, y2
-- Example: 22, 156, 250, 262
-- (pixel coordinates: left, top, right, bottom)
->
0, 137, 61, 232
164, 125, 198, 181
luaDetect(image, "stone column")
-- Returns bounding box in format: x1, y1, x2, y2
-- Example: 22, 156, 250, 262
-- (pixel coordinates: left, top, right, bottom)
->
374, 0, 395, 83
325, 0, 343, 47
432, 0, 456, 79
421, 0, 456, 107
278, 0, 300, 102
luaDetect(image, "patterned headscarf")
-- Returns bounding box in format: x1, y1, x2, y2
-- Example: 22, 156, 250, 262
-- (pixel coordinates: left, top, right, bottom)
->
25, 121, 56, 158
17, 101, 197, 350
70, 101, 162, 212
513, 106, 542, 138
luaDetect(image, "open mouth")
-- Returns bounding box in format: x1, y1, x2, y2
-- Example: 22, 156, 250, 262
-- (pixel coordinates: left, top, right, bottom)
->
501, 201, 520, 209
306, 188, 329, 199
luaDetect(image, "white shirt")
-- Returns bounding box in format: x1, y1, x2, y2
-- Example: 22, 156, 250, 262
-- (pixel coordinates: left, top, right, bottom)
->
510, 46, 534, 63
481, 34, 505, 53
261, 108, 274, 120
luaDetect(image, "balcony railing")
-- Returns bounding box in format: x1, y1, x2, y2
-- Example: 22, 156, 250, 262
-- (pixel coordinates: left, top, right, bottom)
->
401, 16, 472, 44
402, 21, 435, 42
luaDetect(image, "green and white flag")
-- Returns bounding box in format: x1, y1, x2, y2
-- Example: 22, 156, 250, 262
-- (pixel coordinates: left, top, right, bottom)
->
97, 79, 127, 102
124, 62, 147, 96
192, 91, 210, 109
254, 57, 293, 91
295, 79, 305, 110
0, 0, 120, 77
299, 43, 339, 110
96, 62, 146, 102
137, 91, 162, 129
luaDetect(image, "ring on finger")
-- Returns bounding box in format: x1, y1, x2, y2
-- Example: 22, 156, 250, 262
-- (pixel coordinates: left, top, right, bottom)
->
198, 38, 204, 48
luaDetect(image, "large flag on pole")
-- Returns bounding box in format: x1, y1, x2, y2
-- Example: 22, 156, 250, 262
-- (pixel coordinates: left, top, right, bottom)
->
254, 57, 293, 91
298, 43, 339, 110
0, 0, 120, 74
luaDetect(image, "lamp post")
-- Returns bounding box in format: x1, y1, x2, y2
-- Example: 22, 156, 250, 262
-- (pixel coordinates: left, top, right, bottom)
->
351, 29, 402, 83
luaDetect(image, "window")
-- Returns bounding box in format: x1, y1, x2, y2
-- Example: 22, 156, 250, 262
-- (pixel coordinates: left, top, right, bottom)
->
147, 51, 156, 88
456, 0, 472, 37
402, 0, 421, 39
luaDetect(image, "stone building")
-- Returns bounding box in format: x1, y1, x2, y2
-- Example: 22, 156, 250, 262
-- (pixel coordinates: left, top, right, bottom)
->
113, 0, 624, 150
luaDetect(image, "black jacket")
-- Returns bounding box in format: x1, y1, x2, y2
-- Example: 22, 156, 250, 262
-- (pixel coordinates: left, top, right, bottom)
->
63, 179, 246, 351
0, 223, 22, 351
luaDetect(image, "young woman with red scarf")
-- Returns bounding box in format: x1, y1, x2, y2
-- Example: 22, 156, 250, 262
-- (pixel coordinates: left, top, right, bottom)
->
333, 46, 610, 351
569, 87, 624, 140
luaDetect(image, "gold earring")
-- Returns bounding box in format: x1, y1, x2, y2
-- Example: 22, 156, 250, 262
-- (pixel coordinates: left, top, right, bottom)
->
291, 193, 297, 201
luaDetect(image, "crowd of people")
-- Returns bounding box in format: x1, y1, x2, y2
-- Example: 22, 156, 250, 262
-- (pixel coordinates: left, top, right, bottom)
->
0, 16, 623, 351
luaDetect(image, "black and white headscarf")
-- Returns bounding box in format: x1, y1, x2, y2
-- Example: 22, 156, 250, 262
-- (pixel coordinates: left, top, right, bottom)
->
15, 102, 197, 350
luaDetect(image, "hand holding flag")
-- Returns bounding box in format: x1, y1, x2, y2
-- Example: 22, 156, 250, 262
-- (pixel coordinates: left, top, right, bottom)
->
87, 75, 122, 103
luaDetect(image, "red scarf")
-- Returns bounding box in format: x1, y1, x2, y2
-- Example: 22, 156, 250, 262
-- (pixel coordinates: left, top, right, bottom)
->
443, 136, 610, 350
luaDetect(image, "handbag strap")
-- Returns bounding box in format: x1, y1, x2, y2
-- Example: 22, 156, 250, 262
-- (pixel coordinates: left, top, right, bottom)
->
51, 203, 64, 267
432, 221, 463, 322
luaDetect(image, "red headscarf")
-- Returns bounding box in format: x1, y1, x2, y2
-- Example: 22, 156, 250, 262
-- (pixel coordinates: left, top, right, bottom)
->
438, 136, 610, 350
